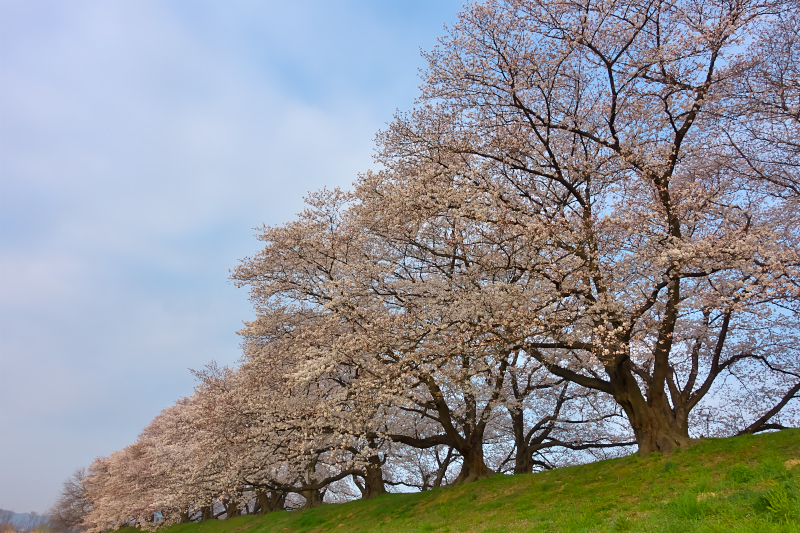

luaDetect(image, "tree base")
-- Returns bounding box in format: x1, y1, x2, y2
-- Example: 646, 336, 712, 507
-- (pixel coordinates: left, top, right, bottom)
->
452, 458, 495, 485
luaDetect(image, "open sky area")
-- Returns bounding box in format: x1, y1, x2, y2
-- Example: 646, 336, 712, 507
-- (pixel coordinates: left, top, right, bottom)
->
0, 0, 463, 514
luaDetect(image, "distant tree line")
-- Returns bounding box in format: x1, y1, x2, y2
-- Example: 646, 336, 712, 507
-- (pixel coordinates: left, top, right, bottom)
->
52, 0, 799, 530
0, 510, 49, 533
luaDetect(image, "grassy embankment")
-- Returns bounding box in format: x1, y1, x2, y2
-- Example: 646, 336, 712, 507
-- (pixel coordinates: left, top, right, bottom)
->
138, 429, 800, 532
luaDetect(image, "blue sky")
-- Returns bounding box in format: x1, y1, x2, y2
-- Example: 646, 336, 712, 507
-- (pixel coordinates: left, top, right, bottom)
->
0, 0, 463, 513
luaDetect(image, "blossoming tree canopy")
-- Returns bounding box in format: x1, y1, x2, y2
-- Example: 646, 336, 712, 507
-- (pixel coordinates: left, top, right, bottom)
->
364, 0, 799, 454
63, 1, 800, 530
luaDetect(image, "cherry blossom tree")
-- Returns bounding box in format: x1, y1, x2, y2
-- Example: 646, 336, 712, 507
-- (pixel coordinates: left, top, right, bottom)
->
72, 0, 800, 521
192, 352, 386, 508
361, 0, 799, 455
234, 187, 634, 483
49, 469, 91, 533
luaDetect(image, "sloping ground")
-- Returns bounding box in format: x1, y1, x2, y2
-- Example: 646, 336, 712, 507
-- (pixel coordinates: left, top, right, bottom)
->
144, 430, 800, 533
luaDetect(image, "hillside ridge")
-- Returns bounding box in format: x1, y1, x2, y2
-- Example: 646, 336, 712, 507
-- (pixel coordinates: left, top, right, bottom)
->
122, 429, 800, 533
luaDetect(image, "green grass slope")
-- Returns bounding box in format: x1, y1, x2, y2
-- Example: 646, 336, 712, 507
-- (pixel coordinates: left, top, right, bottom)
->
148, 430, 800, 533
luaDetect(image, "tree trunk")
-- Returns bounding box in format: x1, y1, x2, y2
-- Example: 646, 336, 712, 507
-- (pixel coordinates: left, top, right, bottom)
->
420, 473, 432, 491
514, 447, 535, 475
360, 439, 387, 499
224, 499, 240, 519
611, 364, 692, 455
199, 506, 213, 522
299, 489, 324, 509
255, 490, 285, 514
508, 407, 534, 474
453, 445, 494, 485
361, 461, 387, 500
629, 408, 693, 455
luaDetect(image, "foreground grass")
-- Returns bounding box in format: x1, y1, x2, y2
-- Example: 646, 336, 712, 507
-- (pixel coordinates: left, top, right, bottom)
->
144, 430, 800, 532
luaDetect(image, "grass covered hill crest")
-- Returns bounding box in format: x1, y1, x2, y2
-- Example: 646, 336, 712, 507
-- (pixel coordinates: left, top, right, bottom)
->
121, 430, 800, 533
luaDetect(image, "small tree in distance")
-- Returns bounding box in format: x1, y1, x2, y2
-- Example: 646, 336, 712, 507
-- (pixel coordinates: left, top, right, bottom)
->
0, 511, 50, 533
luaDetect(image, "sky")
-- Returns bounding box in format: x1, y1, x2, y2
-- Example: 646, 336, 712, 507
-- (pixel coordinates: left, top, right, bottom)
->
0, 0, 464, 513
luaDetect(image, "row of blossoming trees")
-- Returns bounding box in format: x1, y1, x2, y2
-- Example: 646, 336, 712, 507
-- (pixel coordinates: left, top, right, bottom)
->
55, 0, 800, 530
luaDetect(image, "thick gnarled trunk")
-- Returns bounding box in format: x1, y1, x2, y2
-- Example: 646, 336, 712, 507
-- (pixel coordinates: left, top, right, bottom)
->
453, 444, 494, 485
299, 488, 324, 509
514, 453, 534, 475
356, 440, 387, 500
255, 490, 285, 514
199, 505, 213, 522
627, 406, 692, 455
223, 499, 240, 519
610, 362, 692, 455
360, 460, 386, 500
